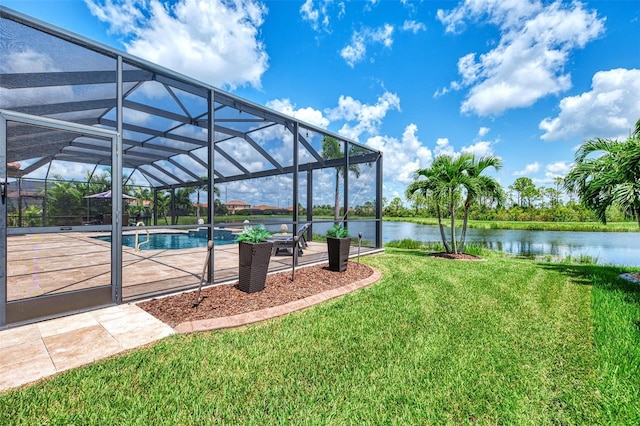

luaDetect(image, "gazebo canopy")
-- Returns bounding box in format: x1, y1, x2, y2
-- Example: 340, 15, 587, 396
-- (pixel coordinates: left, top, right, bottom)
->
83, 191, 136, 199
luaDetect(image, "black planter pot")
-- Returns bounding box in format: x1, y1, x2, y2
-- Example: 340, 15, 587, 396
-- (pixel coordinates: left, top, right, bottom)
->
326, 237, 351, 272
238, 241, 273, 293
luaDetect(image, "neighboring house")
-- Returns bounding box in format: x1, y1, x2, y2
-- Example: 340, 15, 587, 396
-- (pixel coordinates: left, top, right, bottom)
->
252, 204, 280, 211
224, 200, 250, 213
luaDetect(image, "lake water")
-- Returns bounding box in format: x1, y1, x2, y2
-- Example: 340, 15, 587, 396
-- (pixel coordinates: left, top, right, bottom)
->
256, 220, 638, 266
381, 222, 639, 267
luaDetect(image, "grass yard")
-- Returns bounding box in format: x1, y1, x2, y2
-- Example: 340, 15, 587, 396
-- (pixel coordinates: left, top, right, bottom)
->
1, 249, 639, 424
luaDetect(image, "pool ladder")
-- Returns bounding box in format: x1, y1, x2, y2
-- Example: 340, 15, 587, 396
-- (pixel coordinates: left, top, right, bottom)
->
134, 222, 150, 252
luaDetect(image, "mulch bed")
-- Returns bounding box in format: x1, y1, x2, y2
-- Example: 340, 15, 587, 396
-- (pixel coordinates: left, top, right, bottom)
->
138, 261, 374, 327
429, 252, 485, 261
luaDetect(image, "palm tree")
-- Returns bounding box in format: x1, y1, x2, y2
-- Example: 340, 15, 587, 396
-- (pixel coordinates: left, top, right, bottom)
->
407, 154, 471, 253
155, 191, 170, 225
174, 187, 195, 223
321, 136, 361, 223
564, 132, 640, 229
458, 155, 503, 253
45, 176, 84, 225
406, 167, 453, 253
130, 187, 152, 223
407, 153, 502, 254
195, 177, 220, 221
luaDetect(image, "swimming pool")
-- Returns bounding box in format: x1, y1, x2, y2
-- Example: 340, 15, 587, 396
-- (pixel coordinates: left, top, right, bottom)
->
92, 232, 237, 250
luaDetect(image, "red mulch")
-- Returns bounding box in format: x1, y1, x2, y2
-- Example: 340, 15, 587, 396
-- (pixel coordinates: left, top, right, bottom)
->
137, 261, 374, 327
428, 252, 485, 261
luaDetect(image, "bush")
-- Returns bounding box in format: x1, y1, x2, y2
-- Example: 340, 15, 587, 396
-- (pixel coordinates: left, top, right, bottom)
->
385, 239, 423, 249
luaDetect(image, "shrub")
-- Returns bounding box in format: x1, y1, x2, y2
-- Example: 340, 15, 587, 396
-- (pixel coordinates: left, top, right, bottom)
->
326, 224, 349, 238
236, 224, 271, 243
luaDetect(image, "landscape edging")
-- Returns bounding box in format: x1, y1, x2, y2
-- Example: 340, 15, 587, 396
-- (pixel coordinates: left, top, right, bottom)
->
173, 267, 382, 334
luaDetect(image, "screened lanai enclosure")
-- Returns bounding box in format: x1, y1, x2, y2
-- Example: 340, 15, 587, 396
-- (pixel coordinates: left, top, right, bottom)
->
0, 7, 383, 328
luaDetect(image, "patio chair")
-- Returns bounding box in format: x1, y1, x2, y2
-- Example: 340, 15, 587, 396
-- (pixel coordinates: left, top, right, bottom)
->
270, 223, 310, 256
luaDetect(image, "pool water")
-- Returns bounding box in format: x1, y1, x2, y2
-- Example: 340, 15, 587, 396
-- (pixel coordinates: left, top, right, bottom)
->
93, 232, 236, 250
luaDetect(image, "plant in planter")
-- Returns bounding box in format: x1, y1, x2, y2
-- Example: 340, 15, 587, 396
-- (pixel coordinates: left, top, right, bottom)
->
237, 224, 273, 293
326, 224, 351, 272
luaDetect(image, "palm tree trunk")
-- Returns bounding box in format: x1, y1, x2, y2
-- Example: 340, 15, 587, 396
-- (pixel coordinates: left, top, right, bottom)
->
450, 191, 457, 254
196, 189, 201, 221
459, 199, 470, 253
436, 204, 451, 253
334, 169, 340, 224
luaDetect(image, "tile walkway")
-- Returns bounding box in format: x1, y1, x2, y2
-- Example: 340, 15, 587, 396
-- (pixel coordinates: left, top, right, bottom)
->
0, 304, 175, 392
0, 266, 382, 393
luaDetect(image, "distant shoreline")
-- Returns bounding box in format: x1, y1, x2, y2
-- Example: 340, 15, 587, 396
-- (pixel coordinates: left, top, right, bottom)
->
383, 217, 638, 233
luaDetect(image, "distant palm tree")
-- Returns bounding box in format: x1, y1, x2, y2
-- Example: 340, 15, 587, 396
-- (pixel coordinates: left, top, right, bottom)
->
174, 187, 195, 223
195, 177, 220, 221
130, 187, 152, 222
321, 136, 361, 223
155, 191, 170, 225
565, 132, 640, 229
46, 177, 84, 225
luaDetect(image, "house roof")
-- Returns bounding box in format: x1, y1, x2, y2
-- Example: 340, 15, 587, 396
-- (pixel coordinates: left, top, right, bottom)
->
252, 204, 280, 211
224, 200, 250, 206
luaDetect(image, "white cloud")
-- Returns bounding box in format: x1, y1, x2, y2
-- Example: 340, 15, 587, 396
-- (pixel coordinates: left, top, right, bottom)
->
372, 23, 394, 47
86, 0, 269, 90
540, 68, 640, 141
546, 161, 571, 175
340, 24, 394, 67
266, 98, 330, 128
461, 141, 493, 157
437, 0, 605, 116
402, 20, 426, 33
540, 161, 572, 182
365, 124, 432, 187
434, 138, 456, 158
526, 161, 572, 184
299, 0, 345, 33
300, 0, 320, 30
478, 127, 490, 137
433, 134, 496, 160
340, 33, 367, 67
326, 91, 401, 141
514, 162, 541, 176
0, 49, 75, 109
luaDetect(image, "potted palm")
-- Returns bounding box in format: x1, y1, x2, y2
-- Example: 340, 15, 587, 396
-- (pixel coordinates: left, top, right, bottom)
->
237, 224, 273, 293
326, 224, 351, 272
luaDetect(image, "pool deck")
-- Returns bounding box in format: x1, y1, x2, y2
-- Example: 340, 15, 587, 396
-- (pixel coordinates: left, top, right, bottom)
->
6, 230, 377, 302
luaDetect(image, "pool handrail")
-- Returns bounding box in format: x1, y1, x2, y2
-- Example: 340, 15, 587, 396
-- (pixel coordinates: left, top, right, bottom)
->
134, 222, 150, 252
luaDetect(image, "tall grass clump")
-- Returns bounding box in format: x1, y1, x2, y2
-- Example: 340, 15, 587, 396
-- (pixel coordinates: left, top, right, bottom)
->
384, 238, 424, 249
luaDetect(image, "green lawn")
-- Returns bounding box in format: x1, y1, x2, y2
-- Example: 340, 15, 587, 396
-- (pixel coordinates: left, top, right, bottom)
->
2, 250, 639, 424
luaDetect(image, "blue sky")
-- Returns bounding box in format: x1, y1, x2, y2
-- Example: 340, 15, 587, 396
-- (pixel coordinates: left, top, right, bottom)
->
4, 0, 640, 205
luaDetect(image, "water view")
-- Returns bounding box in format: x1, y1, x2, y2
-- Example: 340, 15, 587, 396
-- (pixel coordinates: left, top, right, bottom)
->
255, 220, 638, 266
381, 221, 639, 267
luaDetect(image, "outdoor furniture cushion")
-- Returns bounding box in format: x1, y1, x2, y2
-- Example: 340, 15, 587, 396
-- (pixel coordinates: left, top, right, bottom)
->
269, 223, 310, 256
